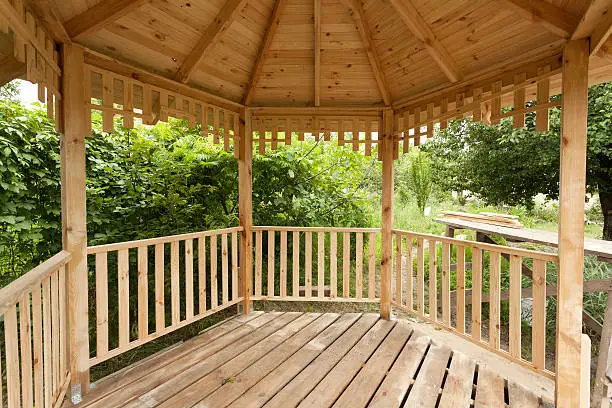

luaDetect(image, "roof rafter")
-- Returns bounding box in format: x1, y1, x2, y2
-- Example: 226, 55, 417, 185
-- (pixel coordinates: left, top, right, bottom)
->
175, 0, 247, 84
343, 0, 392, 106
314, 0, 321, 106
64, 0, 150, 41
243, 0, 286, 106
25, 0, 70, 42
388, 0, 462, 83
572, 0, 612, 55
498, 0, 580, 38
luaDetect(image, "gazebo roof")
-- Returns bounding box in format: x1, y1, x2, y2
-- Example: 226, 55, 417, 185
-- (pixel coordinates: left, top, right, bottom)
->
43, 0, 612, 108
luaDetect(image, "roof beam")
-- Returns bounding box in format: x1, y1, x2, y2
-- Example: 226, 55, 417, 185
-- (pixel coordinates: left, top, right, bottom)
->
243, 0, 286, 105
175, 0, 247, 84
388, 0, 462, 83
498, 0, 579, 38
573, 0, 612, 55
314, 0, 321, 106
25, 0, 71, 42
64, 0, 150, 41
343, 0, 392, 106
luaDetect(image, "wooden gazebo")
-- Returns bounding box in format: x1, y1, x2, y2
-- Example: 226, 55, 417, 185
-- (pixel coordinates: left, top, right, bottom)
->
1, 0, 612, 406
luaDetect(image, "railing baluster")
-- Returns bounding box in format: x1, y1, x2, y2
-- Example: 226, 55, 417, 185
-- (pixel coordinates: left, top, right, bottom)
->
222, 234, 229, 304
5, 306, 20, 408
330, 232, 338, 298
19, 294, 33, 407
532, 259, 547, 370
318, 232, 325, 298
428, 240, 437, 321
441, 241, 451, 326
59, 265, 67, 378
155, 243, 165, 332
170, 242, 180, 324
405, 236, 413, 311
185, 240, 194, 319
138, 246, 149, 338
280, 231, 287, 297
118, 249, 130, 345
95, 252, 108, 355
232, 231, 238, 300
417, 238, 424, 315
0, 342, 3, 407
292, 231, 300, 297
268, 231, 275, 297
368, 232, 376, 300
198, 237, 207, 313
42, 278, 52, 407
343, 232, 350, 298
456, 245, 466, 334
50, 271, 59, 396
210, 235, 218, 308
356, 232, 363, 299
472, 247, 483, 341
509, 254, 522, 358
32, 283, 43, 408
255, 231, 262, 297
305, 231, 312, 297
395, 233, 402, 305
489, 251, 501, 349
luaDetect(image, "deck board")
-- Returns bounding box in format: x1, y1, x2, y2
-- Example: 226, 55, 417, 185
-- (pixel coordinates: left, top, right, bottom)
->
73, 312, 550, 408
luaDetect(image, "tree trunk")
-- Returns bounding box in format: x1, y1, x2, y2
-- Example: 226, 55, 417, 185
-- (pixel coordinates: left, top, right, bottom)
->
601, 190, 612, 241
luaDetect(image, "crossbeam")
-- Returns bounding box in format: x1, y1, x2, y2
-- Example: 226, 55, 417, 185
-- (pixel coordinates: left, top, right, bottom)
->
499, 0, 579, 38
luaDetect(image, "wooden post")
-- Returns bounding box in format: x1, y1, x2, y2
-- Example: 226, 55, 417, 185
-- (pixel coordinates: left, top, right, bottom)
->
380, 108, 394, 320
556, 39, 589, 408
59, 43, 90, 399
239, 107, 253, 314
593, 291, 612, 407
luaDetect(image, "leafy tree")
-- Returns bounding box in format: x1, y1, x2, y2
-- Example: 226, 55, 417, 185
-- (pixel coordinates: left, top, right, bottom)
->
423, 83, 612, 240
397, 149, 433, 213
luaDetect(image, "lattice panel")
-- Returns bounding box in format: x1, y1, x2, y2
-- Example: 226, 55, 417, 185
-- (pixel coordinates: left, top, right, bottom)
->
0, 0, 62, 130
250, 115, 383, 157
86, 65, 242, 156
395, 61, 562, 153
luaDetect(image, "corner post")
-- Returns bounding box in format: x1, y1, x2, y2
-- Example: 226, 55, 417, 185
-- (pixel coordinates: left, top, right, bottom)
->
59, 43, 90, 399
239, 107, 253, 314
380, 107, 394, 320
556, 38, 589, 408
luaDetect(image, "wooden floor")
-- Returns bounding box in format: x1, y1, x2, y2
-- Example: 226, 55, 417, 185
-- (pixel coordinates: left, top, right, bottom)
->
72, 312, 547, 408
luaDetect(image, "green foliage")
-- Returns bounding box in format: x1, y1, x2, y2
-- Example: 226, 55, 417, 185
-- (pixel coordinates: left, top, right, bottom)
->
0, 82, 19, 102
402, 149, 433, 214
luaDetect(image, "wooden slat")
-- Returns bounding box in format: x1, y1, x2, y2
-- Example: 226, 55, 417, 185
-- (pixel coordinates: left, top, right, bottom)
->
305, 231, 312, 297
185, 239, 194, 319
509, 254, 522, 358
19, 294, 33, 407
170, 242, 180, 325
232, 231, 238, 300
268, 231, 275, 297
197, 237, 207, 313
293, 231, 300, 297
32, 284, 43, 408
438, 352, 477, 408
317, 232, 325, 298
138, 246, 149, 338
536, 66, 551, 132
356, 232, 363, 299
255, 231, 263, 296
42, 278, 52, 407
441, 241, 451, 325
475, 368, 506, 407
210, 235, 218, 308
314, 0, 321, 106
155, 243, 165, 332
343, 232, 350, 298
280, 231, 287, 297
472, 248, 483, 341
428, 240, 437, 320
95, 252, 109, 355
118, 248, 130, 346
50, 272, 59, 397
416, 238, 425, 315
513, 73, 526, 128
489, 251, 501, 349
5, 306, 20, 408
532, 259, 547, 369
456, 245, 466, 333
508, 381, 540, 407
404, 343, 452, 406
330, 232, 338, 298
222, 234, 229, 304
395, 234, 402, 305
368, 232, 376, 300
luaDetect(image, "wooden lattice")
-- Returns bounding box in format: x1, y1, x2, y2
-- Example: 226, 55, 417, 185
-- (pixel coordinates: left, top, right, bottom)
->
86, 65, 242, 157
0, 0, 62, 130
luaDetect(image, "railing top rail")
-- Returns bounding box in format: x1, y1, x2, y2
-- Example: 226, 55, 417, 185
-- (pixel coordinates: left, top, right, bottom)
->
253, 226, 381, 233
0, 250, 71, 316
87, 226, 244, 254
393, 228, 559, 263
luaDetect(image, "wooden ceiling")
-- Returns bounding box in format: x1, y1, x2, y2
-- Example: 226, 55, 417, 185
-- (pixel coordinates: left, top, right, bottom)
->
24, 0, 612, 107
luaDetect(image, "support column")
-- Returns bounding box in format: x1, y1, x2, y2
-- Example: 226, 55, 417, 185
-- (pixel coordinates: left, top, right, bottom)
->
380, 108, 394, 320
239, 107, 253, 314
60, 43, 90, 399
556, 38, 589, 407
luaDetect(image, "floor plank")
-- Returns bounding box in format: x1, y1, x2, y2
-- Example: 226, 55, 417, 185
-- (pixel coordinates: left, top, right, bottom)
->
508, 381, 540, 407
333, 321, 413, 408
296, 319, 396, 407
404, 342, 452, 407
474, 367, 506, 408
368, 331, 430, 408
438, 351, 476, 408
228, 313, 364, 408
263, 314, 381, 408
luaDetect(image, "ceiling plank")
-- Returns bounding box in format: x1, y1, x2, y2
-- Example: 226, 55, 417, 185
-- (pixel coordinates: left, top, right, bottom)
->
314, 0, 321, 106
243, 0, 286, 106
572, 0, 612, 55
25, 0, 70, 42
64, 0, 150, 41
498, 0, 580, 38
343, 0, 391, 106
174, 0, 247, 84
388, 0, 462, 83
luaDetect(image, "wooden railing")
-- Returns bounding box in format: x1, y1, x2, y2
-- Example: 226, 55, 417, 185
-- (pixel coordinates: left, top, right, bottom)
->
0, 251, 72, 408
251, 227, 381, 302
392, 229, 559, 378
86, 227, 243, 366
